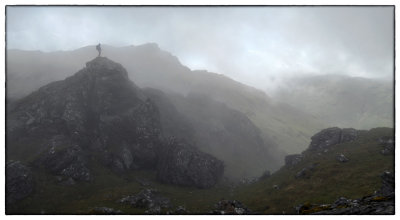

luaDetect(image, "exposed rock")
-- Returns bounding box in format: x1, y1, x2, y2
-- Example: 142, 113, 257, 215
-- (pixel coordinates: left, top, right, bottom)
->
211, 200, 253, 214
157, 138, 224, 189
285, 154, 303, 166
42, 138, 91, 182
6, 161, 34, 205
336, 154, 349, 163
309, 127, 358, 151
89, 207, 123, 214
119, 189, 171, 214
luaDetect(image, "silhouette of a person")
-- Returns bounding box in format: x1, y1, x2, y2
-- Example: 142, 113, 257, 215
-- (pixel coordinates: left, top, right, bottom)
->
96, 43, 102, 57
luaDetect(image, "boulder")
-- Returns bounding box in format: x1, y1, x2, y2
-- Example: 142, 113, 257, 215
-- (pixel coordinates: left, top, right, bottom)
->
6, 161, 34, 205
157, 138, 224, 189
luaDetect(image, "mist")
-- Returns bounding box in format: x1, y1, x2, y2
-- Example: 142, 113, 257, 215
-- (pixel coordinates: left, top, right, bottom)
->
7, 6, 394, 94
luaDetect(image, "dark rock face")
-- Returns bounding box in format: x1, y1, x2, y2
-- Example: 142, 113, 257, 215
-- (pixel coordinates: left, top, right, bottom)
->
157, 138, 224, 189
211, 200, 253, 214
119, 189, 171, 214
285, 154, 303, 166
298, 171, 395, 214
6, 161, 34, 205
309, 127, 359, 151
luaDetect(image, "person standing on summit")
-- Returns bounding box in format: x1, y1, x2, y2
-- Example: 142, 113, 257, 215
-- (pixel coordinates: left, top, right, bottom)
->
96, 43, 102, 57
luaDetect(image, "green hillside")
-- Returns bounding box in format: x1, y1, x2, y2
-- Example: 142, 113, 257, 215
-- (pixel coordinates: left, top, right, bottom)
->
235, 127, 394, 214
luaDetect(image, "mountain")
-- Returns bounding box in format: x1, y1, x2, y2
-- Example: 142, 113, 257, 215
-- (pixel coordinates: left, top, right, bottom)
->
7, 44, 325, 159
274, 75, 393, 129
6, 57, 225, 208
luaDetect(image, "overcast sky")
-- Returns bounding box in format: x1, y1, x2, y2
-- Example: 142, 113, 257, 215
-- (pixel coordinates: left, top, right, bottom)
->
6, 6, 394, 92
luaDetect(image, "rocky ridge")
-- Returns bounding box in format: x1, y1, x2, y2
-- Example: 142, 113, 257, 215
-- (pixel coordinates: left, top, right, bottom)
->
6, 57, 224, 206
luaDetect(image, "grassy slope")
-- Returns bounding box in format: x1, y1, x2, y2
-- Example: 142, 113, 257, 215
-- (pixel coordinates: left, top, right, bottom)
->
235, 127, 394, 214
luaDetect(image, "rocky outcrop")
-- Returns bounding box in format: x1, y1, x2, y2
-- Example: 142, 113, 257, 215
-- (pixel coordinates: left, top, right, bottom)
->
211, 200, 253, 214
285, 154, 303, 166
157, 138, 224, 189
7, 57, 224, 189
119, 189, 171, 214
41, 136, 91, 182
309, 127, 359, 151
6, 161, 34, 205
297, 171, 395, 214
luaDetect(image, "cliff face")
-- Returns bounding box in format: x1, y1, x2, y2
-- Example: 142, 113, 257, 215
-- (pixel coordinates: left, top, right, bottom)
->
7, 57, 224, 197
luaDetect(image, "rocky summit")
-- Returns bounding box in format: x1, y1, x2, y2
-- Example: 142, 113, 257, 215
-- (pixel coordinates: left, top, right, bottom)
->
6, 56, 224, 206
